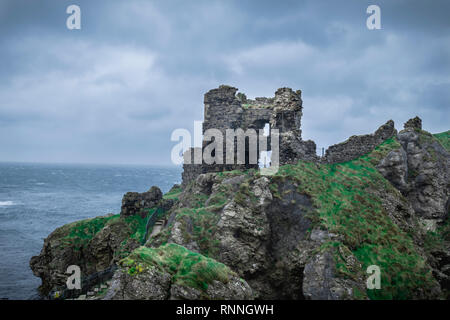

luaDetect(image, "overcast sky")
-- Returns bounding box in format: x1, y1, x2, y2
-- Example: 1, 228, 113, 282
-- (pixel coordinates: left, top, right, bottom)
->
0, 0, 449, 165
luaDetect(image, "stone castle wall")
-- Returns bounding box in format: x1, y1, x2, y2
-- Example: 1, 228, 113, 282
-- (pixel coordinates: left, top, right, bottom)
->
181, 147, 203, 187
322, 120, 396, 164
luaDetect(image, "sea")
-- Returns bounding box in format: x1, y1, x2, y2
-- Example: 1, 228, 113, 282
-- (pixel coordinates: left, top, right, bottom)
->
0, 162, 182, 300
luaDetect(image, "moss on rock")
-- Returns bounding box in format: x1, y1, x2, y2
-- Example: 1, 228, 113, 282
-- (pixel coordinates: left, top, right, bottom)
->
120, 244, 235, 291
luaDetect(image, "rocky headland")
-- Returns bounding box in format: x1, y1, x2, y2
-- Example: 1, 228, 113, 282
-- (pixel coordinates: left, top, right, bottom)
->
30, 86, 449, 300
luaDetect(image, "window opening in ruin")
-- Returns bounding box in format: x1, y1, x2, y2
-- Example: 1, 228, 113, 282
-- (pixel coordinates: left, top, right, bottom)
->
259, 123, 271, 168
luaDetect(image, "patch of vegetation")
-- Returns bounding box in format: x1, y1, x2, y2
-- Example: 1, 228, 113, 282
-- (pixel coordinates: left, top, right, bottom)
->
190, 193, 210, 209
206, 190, 229, 208
273, 137, 437, 299
424, 218, 450, 252
234, 181, 258, 206
120, 244, 235, 292
216, 169, 245, 178
60, 210, 150, 261
434, 130, 450, 152
416, 128, 434, 144
124, 213, 150, 242
176, 207, 222, 258
60, 214, 120, 249
163, 186, 183, 200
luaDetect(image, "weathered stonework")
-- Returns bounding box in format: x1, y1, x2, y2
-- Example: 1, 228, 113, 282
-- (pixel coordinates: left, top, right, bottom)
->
182, 85, 317, 186
181, 148, 203, 188
322, 120, 396, 164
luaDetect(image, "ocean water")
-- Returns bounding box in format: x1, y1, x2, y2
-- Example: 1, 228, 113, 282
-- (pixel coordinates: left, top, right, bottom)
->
0, 162, 182, 300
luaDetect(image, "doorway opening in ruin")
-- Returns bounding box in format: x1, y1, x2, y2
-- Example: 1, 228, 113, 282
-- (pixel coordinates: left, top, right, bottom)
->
259, 123, 272, 169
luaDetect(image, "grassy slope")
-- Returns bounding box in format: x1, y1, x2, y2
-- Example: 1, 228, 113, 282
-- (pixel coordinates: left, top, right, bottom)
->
434, 130, 450, 152
120, 243, 236, 292
59, 213, 148, 259
163, 185, 183, 200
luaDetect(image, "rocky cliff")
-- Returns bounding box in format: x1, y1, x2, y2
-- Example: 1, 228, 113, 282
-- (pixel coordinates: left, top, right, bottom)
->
30, 117, 449, 300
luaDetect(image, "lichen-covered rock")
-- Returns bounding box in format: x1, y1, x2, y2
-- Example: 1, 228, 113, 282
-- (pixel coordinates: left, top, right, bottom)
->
303, 246, 367, 300
377, 148, 409, 192
103, 266, 171, 300
378, 119, 449, 221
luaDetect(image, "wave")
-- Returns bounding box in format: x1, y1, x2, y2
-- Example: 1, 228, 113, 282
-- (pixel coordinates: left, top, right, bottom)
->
0, 201, 15, 207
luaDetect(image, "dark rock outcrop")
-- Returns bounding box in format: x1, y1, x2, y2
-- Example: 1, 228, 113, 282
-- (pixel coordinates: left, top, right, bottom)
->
404, 116, 422, 130
378, 117, 449, 221
303, 246, 367, 300
375, 117, 449, 297
30, 214, 141, 296
120, 186, 162, 217
104, 266, 252, 300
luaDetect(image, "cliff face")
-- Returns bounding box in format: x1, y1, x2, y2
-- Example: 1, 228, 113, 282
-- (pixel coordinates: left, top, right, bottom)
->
29, 213, 147, 296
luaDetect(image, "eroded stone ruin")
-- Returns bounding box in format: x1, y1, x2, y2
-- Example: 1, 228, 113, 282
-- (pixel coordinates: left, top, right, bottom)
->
182, 85, 397, 186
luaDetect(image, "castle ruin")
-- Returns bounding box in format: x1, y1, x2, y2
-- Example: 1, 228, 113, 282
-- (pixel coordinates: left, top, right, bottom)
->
181, 85, 396, 187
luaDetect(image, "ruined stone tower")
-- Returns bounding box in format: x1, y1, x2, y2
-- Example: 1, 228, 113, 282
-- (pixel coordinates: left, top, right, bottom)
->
181, 85, 317, 186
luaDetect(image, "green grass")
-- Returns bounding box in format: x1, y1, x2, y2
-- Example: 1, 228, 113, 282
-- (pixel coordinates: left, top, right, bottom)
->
60, 214, 120, 249
271, 137, 437, 299
424, 218, 450, 252
60, 212, 149, 256
120, 244, 235, 292
175, 207, 222, 258
434, 130, 450, 152
163, 186, 183, 200
124, 213, 149, 241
